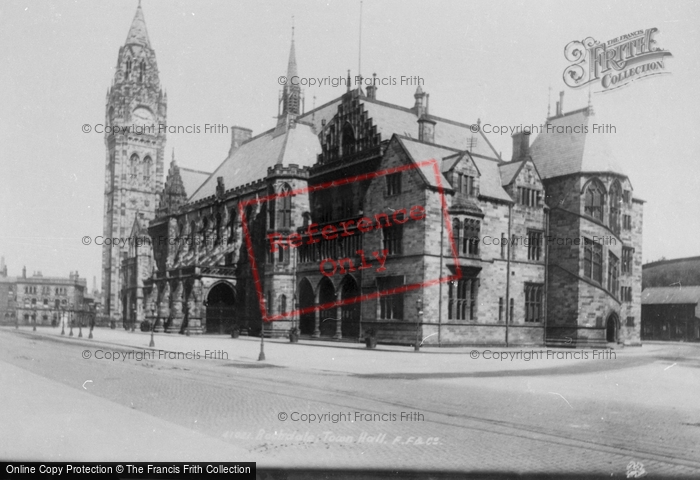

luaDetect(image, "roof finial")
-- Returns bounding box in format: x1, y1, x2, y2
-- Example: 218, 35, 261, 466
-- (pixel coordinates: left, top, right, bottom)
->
547, 85, 552, 118
292, 15, 295, 40
587, 86, 595, 115
171, 147, 175, 164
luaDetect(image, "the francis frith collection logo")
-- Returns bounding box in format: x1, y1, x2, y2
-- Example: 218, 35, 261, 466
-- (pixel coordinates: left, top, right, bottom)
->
563, 28, 672, 92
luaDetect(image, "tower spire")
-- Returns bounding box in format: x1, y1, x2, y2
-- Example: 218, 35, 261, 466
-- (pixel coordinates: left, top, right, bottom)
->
277, 19, 301, 130
125, 1, 151, 48
286, 19, 298, 81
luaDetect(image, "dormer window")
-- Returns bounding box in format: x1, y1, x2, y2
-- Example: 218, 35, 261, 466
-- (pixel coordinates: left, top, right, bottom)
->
454, 173, 476, 196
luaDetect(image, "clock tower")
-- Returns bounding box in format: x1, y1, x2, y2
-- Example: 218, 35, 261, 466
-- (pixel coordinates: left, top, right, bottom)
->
102, 2, 166, 325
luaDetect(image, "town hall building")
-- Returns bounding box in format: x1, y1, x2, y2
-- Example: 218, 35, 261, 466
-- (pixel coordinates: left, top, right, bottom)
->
108, 4, 643, 347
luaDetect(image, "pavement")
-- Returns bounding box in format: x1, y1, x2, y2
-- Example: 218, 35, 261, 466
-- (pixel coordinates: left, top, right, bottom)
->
2, 326, 699, 477
5, 324, 683, 377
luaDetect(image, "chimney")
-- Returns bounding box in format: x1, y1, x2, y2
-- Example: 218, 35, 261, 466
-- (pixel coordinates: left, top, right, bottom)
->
413, 86, 426, 117
511, 130, 531, 161
556, 91, 564, 116
229, 126, 252, 156
22, 265, 26, 278
418, 115, 436, 144
366, 73, 378, 100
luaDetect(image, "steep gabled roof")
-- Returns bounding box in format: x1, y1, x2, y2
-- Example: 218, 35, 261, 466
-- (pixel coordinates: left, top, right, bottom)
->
188, 122, 321, 202
395, 136, 512, 202
442, 151, 481, 177
358, 98, 500, 160
297, 97, 342, 133
179, 167, 210, 199
395, 136, 459, 188
498, 160, 524, 186
530, 106, 625, 179
472, 156, 513, 202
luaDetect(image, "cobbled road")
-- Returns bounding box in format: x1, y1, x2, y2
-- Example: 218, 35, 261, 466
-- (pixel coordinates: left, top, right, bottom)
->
1, 329, 699, 477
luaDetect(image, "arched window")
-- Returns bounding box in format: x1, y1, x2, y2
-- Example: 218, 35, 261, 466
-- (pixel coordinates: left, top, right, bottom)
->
279, 184, 292, 229
462, 219, 480, 256
143, 156, 152, 182
126, 59, 132, 79
609, 181, 622, 234
452, 219, 461, 255
214, 212, 222, 246
227, 207, 237, 244
189, 221, 196, 252
139, 60, 145, 83
129, 154, 139, 179
279, 295, 287, 315
200, 218, 209, 249
268, 186, 276, 230
584, 179, 605, 221
341, 123, 355, 155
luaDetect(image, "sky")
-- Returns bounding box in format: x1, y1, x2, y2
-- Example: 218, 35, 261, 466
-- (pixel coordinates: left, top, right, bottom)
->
0, 0, 699, 286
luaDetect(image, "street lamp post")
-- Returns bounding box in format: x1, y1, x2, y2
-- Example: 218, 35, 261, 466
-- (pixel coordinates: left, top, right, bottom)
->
78, 309, 83, 338
60, 305, 65, 335
131, 304, 136, 332
88, 310, 94, 339
258, 297, 266, 361
149, 306, 156, 348
69, 303, 74, 336
414, 297, 423, 352
292, 294, 298, 332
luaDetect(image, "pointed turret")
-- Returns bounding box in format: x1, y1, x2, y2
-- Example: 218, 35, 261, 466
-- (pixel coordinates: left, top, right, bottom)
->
157, 150, 188, 216
125, 2, 151, 48
276, 24, 302, 133
286, 26, 298, 81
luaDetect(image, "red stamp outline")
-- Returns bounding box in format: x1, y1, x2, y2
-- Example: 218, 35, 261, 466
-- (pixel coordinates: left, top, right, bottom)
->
239, 158, 462, 322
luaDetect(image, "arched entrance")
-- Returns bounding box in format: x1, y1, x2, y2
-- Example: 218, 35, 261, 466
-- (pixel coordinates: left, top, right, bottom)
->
318, 277, 337, 338
340, 275, 360, 340
298, 278, 315, 336
206, 282, 236, 334
606, 313, 618, 343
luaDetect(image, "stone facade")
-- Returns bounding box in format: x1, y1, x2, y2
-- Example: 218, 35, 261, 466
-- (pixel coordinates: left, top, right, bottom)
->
0, 264, 88, 328
102, 4, 166, 324
530, 102, 644, 347
112, 6, 642, 347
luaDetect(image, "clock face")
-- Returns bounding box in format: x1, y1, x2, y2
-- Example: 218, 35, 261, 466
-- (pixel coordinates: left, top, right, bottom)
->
132, 107, 154, 127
